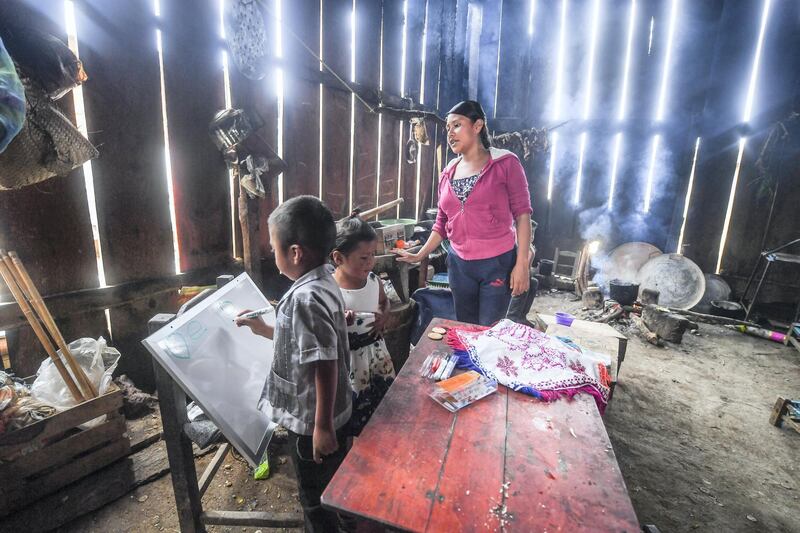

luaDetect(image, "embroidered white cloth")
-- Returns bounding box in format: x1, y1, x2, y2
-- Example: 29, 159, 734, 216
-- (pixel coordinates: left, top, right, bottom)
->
451, 319, 611, 412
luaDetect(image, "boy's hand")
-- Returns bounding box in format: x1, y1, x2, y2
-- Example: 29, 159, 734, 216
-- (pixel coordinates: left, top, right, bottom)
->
235, 310, 274, 339
344, 310, 355, 326
312, 424, 338, 464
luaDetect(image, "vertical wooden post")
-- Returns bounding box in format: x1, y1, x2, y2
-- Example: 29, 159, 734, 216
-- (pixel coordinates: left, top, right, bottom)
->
237, 172, 263, 290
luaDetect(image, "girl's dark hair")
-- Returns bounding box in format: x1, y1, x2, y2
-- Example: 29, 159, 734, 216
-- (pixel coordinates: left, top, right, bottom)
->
333, 215, 377, 256
447, 100, 491, 150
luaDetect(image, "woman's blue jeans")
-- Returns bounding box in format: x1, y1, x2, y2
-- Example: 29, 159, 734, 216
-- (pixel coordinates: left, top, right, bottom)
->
447, 248, 516, 326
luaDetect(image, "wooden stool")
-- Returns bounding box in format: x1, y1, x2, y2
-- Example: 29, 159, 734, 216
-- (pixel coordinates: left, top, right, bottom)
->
770, 397, 800, 434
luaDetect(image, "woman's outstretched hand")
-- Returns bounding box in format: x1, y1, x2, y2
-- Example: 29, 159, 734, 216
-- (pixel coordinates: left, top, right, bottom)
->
393, 248, 422, 263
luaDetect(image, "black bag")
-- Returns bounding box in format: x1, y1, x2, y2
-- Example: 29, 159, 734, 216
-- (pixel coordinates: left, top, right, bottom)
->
0, 26, 86, 100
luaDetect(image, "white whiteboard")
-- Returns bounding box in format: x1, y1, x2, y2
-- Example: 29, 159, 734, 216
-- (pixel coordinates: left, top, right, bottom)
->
142, 273, 276, 466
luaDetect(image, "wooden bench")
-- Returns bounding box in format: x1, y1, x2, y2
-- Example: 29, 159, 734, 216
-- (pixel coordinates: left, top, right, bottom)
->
770, 397, 800, 434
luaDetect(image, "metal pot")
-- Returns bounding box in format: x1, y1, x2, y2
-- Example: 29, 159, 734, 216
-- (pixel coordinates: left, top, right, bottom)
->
379, 218, 417, 240
710, 300, 745, 319
538, 259, 554, 276
609, 279, 640, 306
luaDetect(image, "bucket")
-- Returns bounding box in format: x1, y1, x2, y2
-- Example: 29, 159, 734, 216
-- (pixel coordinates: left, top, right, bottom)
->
383, 301, 417, 370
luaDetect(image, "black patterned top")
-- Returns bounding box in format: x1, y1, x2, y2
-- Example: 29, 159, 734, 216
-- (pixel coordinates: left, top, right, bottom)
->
451, 173, 480, 203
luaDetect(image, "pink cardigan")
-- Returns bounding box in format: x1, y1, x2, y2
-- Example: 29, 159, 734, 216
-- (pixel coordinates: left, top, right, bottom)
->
432, 148, 532, 261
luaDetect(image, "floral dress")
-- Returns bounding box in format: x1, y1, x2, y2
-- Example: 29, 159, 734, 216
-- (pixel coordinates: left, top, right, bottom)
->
338, 272, 396, 435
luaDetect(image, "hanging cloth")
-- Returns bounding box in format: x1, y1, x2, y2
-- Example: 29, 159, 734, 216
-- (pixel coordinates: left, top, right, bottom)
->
0, 36, 25, 153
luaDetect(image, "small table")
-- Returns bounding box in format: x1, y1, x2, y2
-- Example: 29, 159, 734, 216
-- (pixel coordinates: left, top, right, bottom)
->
539, 314, 627, 361
322, 319, 639, 532
539, 314, 628, 397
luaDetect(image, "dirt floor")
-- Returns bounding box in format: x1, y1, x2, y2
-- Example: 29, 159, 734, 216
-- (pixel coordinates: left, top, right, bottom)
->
536, 292, 800, 533
61, 428, 305, 533
60, 291, 799, 533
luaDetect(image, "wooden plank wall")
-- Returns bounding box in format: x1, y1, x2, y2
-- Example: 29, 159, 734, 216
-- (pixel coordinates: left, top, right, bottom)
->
78, 0, 174, 284
680, 0, 800, 298
0, 0, 108, 377
76, 0, 181, 388
283, 0, 321, 201
0, 1, 99, 299
397, 0, 425, 220
475, 0, 501, 122
321, 0, 353, 218
0, 0, 444, 383
4, 0, 799, 384
351, 0, 381, 215
417, 0, 445, 220
721, 1, 800, 297
161, 0, 230, 272
377, 1, 404, 213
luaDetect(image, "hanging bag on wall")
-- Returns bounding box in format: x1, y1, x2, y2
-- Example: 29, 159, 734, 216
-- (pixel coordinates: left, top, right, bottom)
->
0, 78, 98, 190
0, 26, 87, 100
0, 26, 96, 190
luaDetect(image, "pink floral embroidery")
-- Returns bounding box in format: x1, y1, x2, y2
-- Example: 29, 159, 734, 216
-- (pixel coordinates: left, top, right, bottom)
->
452, 320, 610, 412
496, 355, 518, 377
569, 360, 586, 374
521, 351, 539, 370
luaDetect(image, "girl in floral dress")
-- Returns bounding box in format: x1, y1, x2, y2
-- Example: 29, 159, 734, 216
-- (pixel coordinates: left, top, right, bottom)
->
331, 216, 396, 435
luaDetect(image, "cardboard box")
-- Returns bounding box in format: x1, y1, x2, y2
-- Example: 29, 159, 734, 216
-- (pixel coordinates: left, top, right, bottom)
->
375, 223, 405, 255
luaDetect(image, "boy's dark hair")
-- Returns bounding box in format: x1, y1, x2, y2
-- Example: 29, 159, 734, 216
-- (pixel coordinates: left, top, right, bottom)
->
447, 100, 491, 150
268, 195, 336, 264
333, 215, 377, 256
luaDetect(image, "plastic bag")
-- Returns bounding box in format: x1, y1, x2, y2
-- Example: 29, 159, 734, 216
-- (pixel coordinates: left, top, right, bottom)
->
30, 337, 120, 415
0, 36, 25, 153
240, 155, 267, 199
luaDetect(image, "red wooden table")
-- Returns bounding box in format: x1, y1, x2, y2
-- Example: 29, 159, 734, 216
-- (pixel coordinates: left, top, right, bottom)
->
322, 319, 639, 532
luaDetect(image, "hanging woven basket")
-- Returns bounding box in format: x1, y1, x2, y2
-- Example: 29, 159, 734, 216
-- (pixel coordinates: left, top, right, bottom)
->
0, 79, 98, 190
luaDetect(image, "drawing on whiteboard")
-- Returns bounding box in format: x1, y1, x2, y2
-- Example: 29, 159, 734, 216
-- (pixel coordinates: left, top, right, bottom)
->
157, 320, 208, 360
215, 299, 238, 320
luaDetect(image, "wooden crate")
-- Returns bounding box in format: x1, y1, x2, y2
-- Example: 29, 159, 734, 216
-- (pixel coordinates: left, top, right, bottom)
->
0, 386, 130, 516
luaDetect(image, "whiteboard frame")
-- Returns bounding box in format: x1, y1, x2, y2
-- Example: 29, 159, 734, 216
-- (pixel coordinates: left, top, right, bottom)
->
142, 273, 275, 466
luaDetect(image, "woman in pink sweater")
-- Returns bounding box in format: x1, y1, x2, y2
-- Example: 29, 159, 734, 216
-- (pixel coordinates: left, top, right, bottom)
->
396, 100, 532, 326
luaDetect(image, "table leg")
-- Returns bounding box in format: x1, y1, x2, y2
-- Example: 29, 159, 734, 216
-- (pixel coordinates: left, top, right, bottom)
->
154, 363, 205, 532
